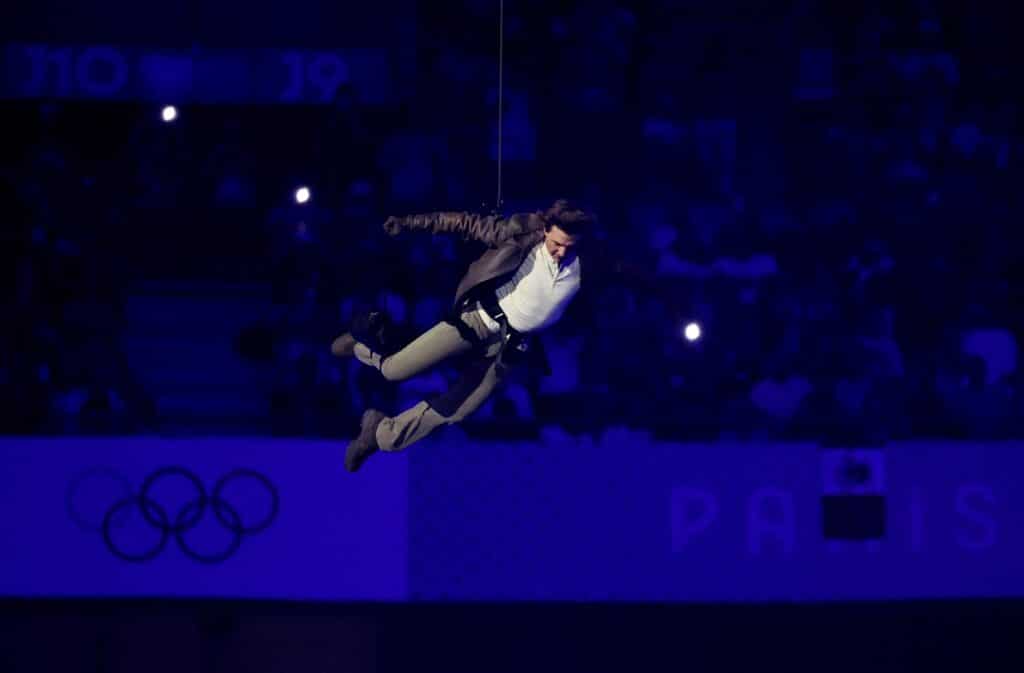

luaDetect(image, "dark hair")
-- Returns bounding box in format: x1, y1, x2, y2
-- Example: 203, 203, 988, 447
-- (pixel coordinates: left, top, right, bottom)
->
542, 199, 595, 238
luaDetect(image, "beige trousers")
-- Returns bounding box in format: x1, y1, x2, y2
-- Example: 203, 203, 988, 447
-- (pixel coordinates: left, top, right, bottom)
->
353, 304, 504, 451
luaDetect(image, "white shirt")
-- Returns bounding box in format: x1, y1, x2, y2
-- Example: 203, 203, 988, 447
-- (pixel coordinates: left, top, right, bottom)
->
478, 242, 581, 333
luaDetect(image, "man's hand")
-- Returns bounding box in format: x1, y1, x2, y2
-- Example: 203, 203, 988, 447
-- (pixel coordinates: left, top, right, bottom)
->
382, 216, 403, 237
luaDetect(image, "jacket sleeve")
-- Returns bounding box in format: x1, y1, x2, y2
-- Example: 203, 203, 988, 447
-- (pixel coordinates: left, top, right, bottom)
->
386, 212, 521, 247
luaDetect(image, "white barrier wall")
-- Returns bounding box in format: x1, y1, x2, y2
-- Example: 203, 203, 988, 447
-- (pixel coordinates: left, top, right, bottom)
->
0, 437, 407, 600
2, 433, 1020, 602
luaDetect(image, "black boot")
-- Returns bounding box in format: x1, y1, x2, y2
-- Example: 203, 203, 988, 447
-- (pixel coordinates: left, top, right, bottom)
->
330, 333, 357, 357
345, 409, 386, 473
349, 309, 399, 356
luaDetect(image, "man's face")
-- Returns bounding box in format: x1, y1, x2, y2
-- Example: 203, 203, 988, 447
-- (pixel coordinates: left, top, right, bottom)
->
544, 225, 579, 266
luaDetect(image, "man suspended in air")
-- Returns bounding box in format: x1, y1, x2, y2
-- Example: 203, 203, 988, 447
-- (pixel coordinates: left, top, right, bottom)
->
332, 199, 593, 472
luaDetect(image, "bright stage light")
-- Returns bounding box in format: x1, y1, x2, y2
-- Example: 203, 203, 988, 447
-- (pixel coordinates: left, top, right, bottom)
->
294, 186, 311, 204
683, 322, 702, 342
161, 105, 177, 122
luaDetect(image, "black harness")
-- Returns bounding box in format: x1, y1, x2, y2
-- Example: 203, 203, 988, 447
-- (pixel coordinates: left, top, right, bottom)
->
448, 281, 531, 370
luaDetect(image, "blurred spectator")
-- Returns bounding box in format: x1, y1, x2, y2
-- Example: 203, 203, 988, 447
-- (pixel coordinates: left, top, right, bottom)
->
3, 2, 1022, 442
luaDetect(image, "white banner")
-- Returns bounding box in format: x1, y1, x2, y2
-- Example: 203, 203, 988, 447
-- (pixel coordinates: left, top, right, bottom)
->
0, 437, 407, 600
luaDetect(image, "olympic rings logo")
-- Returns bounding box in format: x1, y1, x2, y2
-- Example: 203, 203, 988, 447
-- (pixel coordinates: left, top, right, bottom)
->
67, 466, 279, 564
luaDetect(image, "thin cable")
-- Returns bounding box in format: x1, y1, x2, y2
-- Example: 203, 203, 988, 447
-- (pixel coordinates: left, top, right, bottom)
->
495, 0, 504, 211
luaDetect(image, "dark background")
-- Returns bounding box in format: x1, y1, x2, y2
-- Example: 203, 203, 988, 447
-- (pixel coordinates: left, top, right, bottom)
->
3, 0, 1024, 670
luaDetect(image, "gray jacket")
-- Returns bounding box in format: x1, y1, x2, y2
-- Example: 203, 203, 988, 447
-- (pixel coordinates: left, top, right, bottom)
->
385, 210, 555, 374
385, 211, 550, 308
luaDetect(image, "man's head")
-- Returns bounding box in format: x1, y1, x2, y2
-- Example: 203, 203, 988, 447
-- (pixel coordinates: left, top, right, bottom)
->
541, 199, 594, 265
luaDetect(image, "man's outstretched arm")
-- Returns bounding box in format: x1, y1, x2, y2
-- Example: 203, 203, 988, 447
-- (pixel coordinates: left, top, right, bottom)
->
383, 211, 519, 248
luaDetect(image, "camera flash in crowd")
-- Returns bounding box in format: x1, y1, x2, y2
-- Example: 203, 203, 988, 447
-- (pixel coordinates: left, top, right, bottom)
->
294, 186, 311, 205
161, 105, 178, 123
683, 322, 702, 343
